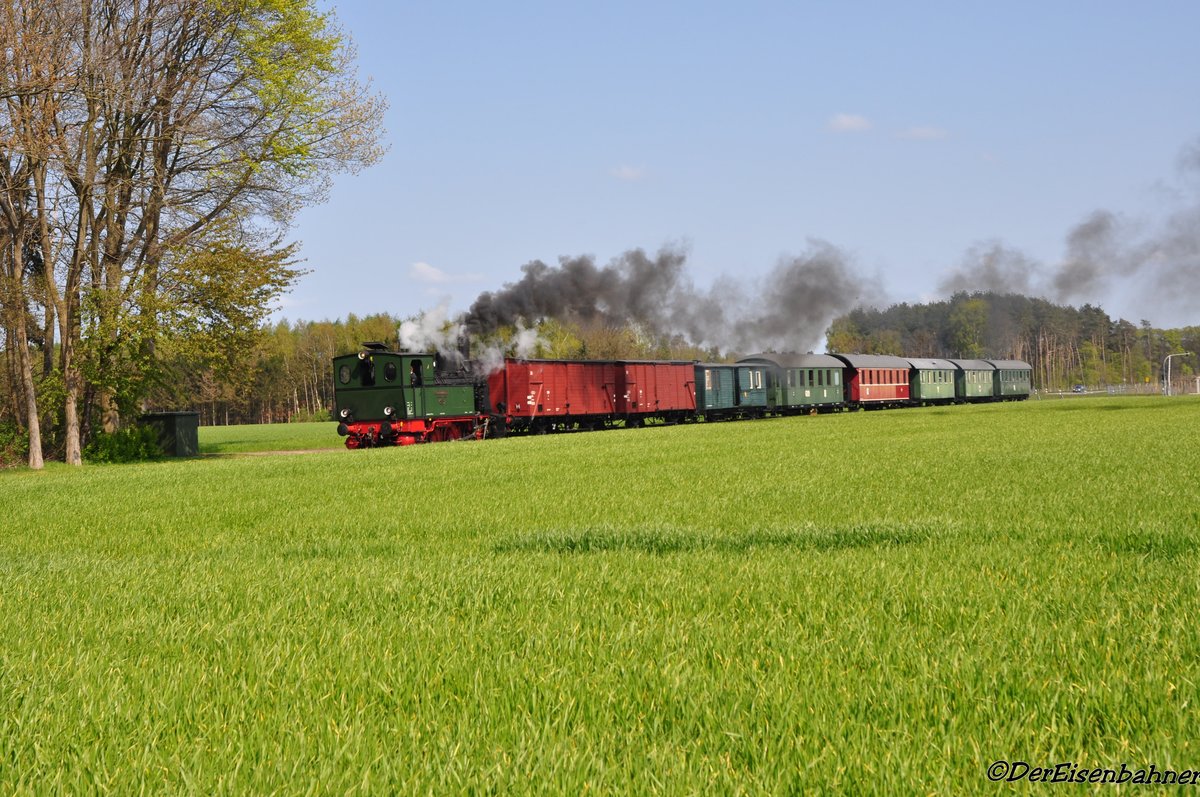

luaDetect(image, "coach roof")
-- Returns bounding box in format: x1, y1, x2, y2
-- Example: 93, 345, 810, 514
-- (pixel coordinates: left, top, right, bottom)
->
830, 353, 911, 369
904, 357, 957, 370
948, 359, 995, 371
739, 352, 845, 369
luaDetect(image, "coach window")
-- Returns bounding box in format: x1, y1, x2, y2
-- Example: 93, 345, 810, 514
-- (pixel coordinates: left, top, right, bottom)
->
705, 369, 712, 390
384, 362, 397, 382
832, 371, 840, 385
410, 361, 423, 387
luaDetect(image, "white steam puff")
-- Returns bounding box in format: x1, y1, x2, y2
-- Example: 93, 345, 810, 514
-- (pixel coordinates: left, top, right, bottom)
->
401, 304, 545, 375
398, 301, 463, 355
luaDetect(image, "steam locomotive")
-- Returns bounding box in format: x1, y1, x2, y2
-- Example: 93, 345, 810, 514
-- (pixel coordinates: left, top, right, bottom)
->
332, 343, 1033, 448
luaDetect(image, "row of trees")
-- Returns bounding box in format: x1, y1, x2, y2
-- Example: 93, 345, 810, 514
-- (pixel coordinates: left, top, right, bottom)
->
62, 293, 1200, 433
827, 292, 1199, 392
3, 287, 1197, 463
0, 0, 384, 467
138, 314, 719, 427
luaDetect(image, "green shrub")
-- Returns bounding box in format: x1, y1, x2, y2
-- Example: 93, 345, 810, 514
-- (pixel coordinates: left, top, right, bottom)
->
84, 425, 162, 464
0, 421, 29, 467
289, 408, 331, 423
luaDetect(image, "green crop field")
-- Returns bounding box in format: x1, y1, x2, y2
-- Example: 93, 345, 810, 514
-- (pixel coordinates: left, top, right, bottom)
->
1, 397, 1198, 794
199, 420, 344, 454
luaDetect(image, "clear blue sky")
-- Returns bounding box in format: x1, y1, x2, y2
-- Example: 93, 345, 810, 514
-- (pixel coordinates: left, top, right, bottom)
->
284, 1, 1200, 331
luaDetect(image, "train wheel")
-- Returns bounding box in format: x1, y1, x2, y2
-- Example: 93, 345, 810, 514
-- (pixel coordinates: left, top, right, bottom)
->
487, 416, 507, 438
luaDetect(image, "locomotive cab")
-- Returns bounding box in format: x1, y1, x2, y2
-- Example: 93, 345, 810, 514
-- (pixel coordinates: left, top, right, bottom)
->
332, 346, 485, 447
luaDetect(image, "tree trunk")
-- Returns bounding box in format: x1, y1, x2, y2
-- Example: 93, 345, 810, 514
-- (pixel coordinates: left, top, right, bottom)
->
63, 362, 82, 466
12, 302, 44, 469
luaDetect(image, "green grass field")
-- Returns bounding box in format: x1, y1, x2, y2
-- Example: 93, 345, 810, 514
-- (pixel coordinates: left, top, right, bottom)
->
198, 420, 344, 454
2, 398, 1198, 794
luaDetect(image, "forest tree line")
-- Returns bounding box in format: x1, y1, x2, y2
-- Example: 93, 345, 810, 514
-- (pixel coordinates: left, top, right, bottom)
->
7, 290, 1195, 464
827, 292, 1198, 393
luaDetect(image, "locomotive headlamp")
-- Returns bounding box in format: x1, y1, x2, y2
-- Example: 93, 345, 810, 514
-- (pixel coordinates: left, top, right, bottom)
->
339, 408, 351, 419
384, 406, 395, 417
358, 351, 368, 360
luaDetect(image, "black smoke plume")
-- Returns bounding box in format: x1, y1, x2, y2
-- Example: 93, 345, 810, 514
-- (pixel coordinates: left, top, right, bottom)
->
465, 248, 688, 336
463, 240, 880, 353
938, 136, 1200, 322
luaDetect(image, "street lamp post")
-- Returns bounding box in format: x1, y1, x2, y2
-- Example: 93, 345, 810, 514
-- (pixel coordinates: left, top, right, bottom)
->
1163, 352, 1194, 396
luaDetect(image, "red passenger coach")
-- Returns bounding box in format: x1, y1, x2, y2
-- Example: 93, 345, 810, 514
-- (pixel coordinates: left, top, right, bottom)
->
831, 353, 912, 407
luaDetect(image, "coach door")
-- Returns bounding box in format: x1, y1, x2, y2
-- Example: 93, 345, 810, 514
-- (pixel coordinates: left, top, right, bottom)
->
526, 363, 545, 415
602, 364, 619, 413
407, 357, 426, 417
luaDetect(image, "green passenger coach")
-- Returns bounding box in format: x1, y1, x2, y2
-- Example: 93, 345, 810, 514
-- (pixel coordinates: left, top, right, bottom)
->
985, 359, 1033, 400
735, 363, 770, 416
949, 359, 996, 402
905, 358, 957, 405
738, 353, 846, 413
694, 363, 738, 419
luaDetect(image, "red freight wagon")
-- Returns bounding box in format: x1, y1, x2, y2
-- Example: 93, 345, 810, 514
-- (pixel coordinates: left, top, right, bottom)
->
831, 353, 911, 407
615, 361, 696, 421
565, 361, 619, 416
488, 359, 575, 419
487, 358, 619, 432
487, 358, 695, 432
